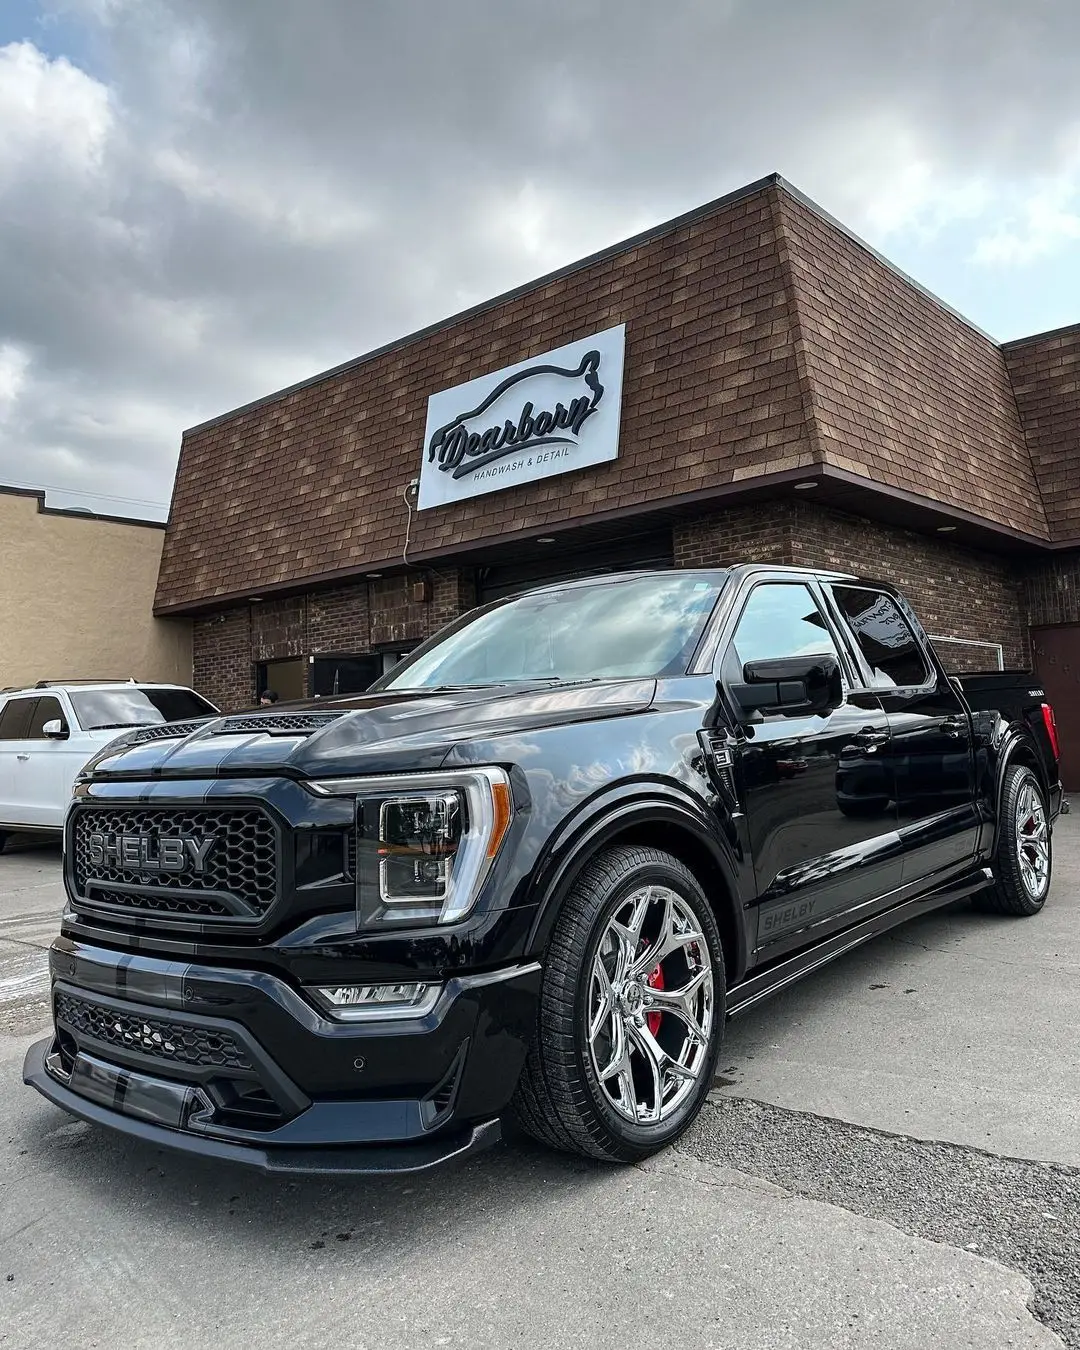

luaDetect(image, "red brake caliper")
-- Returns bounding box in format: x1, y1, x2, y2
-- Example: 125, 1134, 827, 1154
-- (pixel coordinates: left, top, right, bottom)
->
646, 962, 664, 1037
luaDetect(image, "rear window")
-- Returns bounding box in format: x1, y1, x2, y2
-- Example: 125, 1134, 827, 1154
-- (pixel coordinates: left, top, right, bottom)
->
69, 687, 217, 731
830, 586, 930, 688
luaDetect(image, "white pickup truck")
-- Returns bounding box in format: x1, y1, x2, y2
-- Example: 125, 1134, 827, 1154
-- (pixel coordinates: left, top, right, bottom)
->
0, 680, 218, 849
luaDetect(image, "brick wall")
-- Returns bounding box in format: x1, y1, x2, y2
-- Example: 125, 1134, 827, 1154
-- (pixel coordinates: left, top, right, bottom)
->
196, 509, 1039, 707
193, 607, 251, 712
674, 503, 792, 567
251, 597, 306, 663
1025, 555, 1080, 628
1003, 325, 1080, 543
307, 583, 370, 654
192, 570, 474, 710
674, 501, 1028, 668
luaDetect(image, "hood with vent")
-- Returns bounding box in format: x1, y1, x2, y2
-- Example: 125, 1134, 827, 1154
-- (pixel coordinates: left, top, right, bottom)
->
83, 680, 658, 781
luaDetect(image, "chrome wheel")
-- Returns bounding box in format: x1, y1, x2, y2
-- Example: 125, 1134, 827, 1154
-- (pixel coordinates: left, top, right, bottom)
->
587, 884, 715, 1126
1016, 782, 1050, 901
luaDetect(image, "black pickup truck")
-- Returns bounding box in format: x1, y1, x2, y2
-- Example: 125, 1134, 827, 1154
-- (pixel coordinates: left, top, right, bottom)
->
25, 566, 1064, 1173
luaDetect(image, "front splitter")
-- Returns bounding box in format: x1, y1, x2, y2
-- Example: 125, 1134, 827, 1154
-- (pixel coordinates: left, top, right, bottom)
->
23, 1037, 502, 1176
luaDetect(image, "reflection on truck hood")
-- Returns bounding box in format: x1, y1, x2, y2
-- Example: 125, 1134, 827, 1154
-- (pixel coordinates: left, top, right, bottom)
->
83, 679, 659, 780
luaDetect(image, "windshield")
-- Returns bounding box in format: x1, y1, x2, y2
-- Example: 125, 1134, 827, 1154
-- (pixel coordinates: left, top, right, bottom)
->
379, 573, 727, 690
70, 687, 218, 731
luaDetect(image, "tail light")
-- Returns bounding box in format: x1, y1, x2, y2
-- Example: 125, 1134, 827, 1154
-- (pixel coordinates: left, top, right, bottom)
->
1041, 703, 1061, 762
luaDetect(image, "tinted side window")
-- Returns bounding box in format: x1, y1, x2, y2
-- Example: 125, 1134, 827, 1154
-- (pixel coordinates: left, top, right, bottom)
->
732, 584, 840, 667
26, 696, 66, 739
0, 699, 35, 739
831, 587, 930, 688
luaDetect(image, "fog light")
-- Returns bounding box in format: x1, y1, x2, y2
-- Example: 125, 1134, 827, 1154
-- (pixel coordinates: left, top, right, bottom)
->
311, 981, 440, 1021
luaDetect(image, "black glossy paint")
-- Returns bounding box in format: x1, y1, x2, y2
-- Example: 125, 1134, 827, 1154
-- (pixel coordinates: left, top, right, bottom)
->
24, 565, 1065, 1173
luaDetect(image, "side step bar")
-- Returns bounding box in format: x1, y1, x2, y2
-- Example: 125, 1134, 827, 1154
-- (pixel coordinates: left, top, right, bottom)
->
726, 867, 993, 1020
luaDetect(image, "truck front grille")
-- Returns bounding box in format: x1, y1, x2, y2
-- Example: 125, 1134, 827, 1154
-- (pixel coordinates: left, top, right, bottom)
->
71, 805, 279, 921
86, 888, 234, 918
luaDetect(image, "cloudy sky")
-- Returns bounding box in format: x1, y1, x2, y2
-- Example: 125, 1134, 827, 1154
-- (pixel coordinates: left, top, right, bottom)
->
2, 0, 1078, 520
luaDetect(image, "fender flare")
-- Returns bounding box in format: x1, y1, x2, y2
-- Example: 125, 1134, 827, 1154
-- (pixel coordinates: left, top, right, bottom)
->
992, 730, 1048, 840
524, 788, 748, 982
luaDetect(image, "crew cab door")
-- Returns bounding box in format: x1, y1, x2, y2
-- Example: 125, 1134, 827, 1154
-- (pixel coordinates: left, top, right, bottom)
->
825, 583, 979, 883
720, 579, 903, 962
0, 695, 81, 828
0, 697, 35, 827
17, 694, 83, 827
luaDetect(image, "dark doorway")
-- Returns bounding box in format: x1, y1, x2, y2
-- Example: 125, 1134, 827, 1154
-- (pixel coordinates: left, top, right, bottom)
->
255, 658, 306, 703
311, 654, 383, 697
1031, 626, 1080, 791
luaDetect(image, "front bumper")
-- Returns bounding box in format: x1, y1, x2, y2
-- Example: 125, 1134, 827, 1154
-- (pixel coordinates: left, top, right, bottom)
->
23, 1039, 502, 1174
24, 938, 541, 1175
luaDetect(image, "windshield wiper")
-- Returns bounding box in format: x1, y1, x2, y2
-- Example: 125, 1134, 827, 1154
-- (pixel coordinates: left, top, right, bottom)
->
89, 722, 154, 730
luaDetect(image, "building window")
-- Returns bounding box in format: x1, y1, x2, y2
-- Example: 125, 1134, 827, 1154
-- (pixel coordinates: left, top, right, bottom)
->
311, 655, 382, 697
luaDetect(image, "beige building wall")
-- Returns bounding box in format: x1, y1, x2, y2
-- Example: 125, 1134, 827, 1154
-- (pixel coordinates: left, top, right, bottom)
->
0, 488, 193, 692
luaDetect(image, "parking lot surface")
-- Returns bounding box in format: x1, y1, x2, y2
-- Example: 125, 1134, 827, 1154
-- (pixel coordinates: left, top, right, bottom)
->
2, 823, 1078, 1349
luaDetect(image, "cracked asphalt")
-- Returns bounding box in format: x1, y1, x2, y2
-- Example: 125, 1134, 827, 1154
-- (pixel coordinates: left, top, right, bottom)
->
689, 1099, 1080, 1348
3, 821, 1079, 1349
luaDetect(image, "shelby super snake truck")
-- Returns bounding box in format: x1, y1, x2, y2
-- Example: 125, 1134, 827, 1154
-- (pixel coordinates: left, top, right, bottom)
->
25, 566, 1063, 1173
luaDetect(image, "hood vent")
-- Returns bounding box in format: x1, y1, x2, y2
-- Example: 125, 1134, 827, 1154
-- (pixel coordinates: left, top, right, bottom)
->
213, 711, 346, 737
124, 719, 213, 746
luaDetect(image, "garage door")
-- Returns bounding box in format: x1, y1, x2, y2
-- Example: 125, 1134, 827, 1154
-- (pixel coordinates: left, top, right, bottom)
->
1032, 626, 1080, 791
477, 531, 674, 604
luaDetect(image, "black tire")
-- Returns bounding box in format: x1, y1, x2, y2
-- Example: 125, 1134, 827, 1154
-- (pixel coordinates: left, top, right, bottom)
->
512, 845, 726, 1162
975, 765, 1052, 917
0, 831, 8, 856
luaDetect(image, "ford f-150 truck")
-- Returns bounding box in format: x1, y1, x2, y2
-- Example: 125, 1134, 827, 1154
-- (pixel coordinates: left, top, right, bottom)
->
24, 566, 1064, 1173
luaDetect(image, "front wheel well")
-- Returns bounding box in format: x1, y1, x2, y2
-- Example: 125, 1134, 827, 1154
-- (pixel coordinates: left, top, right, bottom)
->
575, 820, 743, 986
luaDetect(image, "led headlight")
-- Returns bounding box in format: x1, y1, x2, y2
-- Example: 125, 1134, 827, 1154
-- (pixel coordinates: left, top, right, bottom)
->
379, 791, 461, 905
307, 768, 514, 927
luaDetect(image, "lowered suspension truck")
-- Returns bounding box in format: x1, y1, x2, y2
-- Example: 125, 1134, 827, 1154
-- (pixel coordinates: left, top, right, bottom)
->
25, 566, 1064, 1172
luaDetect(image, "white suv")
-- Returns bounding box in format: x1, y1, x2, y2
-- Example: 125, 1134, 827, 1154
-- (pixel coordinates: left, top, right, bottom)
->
0, 680, 219, 850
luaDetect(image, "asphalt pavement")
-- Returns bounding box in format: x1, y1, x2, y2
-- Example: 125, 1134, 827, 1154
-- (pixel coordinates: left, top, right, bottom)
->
2, 824, 1078, 1349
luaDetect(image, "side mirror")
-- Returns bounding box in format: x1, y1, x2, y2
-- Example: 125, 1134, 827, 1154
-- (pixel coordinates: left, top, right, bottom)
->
42, 719, 69, 740
729, 655, 843, 717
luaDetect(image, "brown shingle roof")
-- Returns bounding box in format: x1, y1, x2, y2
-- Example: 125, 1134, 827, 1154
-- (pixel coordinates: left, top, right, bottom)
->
155, 177, 1055, 613
1003, 324, 1080, 544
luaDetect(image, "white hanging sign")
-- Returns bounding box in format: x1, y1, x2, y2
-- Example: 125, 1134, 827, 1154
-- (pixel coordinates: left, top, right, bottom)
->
417, 324, 626, 510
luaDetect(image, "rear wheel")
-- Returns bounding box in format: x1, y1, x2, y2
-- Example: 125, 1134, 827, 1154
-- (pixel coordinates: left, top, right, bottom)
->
0, 831, 8, 856
512, 846, 726, 1162
975, 765, 1052, 917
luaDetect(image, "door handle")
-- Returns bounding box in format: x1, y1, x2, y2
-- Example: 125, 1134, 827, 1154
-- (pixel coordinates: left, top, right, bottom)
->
16, 753, 30, 761
940, 717, 966, 739
852, 728, 889, 754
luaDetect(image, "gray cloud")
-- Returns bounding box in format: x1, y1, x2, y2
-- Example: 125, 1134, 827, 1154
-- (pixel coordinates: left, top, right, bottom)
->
2, 0, 1079, 516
